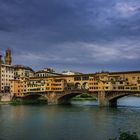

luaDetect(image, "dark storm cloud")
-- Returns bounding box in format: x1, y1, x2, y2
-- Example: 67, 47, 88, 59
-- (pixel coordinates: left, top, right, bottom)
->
0, 0, 140, 72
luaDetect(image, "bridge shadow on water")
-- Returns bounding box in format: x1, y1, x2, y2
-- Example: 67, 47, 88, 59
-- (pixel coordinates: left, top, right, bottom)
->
12, 94, 140, 109
70, 96, 140, 109
71, 100, 99, 107
12, 94, 48, 105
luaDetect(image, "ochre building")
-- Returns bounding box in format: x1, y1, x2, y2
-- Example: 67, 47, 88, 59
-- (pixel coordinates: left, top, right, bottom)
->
11, 71, 140, 97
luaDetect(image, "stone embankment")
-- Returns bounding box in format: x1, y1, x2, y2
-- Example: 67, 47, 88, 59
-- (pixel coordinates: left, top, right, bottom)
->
0, 93, 11, 104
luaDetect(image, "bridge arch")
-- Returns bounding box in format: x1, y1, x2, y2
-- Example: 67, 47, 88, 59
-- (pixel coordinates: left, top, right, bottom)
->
57, 92, 83, 104
98, 91, 133, 107
12, 93, 48, 104
82, 82, 89, 90
109, 93, 130, 107
75, 83, 82, 89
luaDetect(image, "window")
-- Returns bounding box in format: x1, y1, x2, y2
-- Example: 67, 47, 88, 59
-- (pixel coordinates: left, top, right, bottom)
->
74, 76, 81, 81
82, 76, 89, 81
132, 77, 136, 80
125, 87, 130, 89
118, 86, 124, 89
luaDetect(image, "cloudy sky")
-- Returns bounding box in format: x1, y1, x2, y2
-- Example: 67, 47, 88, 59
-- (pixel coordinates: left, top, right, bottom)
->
0, 0, 140, 73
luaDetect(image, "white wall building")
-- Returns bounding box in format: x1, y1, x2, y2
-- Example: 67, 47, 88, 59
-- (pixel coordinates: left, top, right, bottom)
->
0, 64, 14, 92
35, 68, 62, 77
62, 70, 83, 75
0, 49, 14, 93
14, 65, 34, 79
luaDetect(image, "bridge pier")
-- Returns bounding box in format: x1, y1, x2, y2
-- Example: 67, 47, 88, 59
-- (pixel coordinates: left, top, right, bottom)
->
44, 92, 72, 105
45, 93, 59, 105
98, 91, 109, 107
98, 91, 117, 107
47, 100, 58, 105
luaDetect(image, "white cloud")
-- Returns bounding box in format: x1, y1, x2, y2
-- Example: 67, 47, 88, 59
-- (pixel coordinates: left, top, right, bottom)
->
13, 40, 140, 66
74, 40, 140, 63
115, 2, 140, 18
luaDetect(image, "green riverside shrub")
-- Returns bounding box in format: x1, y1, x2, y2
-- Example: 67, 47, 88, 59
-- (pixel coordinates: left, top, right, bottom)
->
109, 130, 139, 140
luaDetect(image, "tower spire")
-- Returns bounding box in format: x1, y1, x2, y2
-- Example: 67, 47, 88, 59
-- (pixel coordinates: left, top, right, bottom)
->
4, 48, 12, 65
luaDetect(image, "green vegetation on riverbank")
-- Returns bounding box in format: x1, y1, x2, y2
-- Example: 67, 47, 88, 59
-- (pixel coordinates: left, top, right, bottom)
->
109, 130, 139, 140
72, 93, 97, 101
10, 99, 48, 105
0, 101, 11, 105
0, 93, 97, 105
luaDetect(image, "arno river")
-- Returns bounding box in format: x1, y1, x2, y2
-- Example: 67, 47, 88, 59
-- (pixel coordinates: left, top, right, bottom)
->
0, 97, 140, 140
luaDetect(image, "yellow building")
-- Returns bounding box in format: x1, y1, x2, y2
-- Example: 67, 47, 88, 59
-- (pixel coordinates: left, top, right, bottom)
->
58, 75, 89, 90
88, 71, 140, 92
11, 76, 66, 97
10, 70, 140, 98
10, 77, 28, 97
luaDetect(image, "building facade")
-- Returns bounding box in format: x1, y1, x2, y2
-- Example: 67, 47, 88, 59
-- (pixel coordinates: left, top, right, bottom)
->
0, 64, 14, 93
35, 68, 62, 77
88, 71, 140, 92
10, 71, 140, 97
0, 49, 14, 93
62, 70, 83, 75
11, 77, 66, 97
0, 49, 35, 93
14, 65, 34, 79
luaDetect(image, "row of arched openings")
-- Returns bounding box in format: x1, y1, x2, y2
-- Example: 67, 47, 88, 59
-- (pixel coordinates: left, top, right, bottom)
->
75, 82, 89, 90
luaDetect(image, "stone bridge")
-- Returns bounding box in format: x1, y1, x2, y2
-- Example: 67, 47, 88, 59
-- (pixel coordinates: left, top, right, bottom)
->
98, 90, 140, 107
14, 89, 89, 105
13, 89, 140, 107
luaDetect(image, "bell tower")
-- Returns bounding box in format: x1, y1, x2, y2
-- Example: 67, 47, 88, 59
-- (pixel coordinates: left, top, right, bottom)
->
4, 48, 12, 65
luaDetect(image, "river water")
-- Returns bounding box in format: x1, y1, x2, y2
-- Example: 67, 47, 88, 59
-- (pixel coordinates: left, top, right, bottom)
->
0, 97, 140, 140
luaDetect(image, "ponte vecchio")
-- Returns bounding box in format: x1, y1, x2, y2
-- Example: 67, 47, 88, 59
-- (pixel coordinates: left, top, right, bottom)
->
10, 70, 140, 107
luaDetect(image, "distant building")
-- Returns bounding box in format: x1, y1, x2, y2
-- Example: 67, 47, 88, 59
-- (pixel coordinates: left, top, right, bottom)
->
62, 70, 83, 75
14, 65, 35, 79
0, 49, 14, 93
35, 68, 62, 77
0, 49, 35, 93
43, 68, 55, 73
4, 48, 12, 65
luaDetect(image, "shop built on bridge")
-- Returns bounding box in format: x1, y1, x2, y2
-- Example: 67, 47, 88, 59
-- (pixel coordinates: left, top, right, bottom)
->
10, 71, 140, 107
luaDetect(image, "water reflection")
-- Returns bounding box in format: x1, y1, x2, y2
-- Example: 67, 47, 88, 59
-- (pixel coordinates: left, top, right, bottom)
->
72, 96, 140, 108
118, 96, 140, 108
71, 100, 99, 106
0, 97, 139, 140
